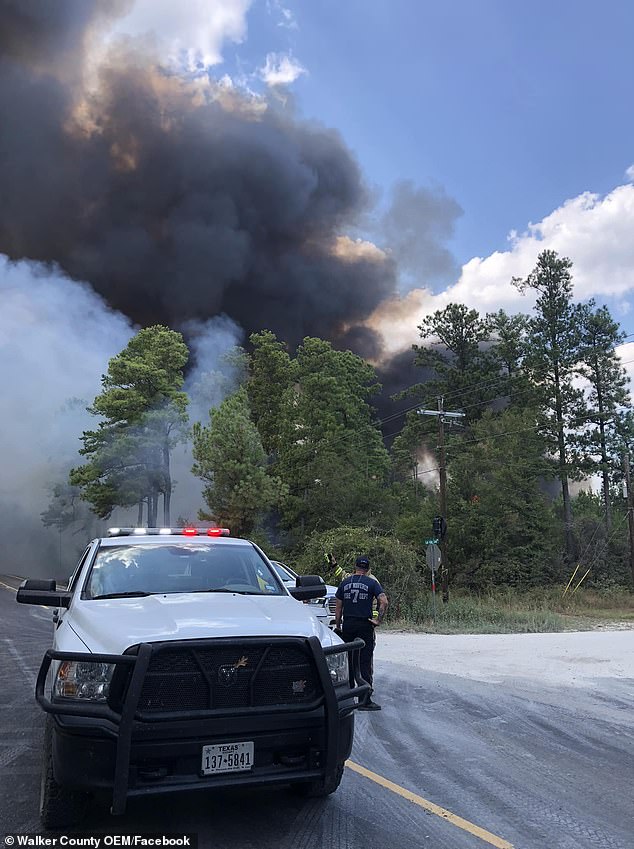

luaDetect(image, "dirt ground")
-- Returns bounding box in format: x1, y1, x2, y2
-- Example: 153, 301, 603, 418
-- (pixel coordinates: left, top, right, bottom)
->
375, 629, 634, 688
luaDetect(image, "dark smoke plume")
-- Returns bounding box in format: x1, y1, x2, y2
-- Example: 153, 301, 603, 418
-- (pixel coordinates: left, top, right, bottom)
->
0, 0, 130, 66
0, 0, 398, 350
375, 349, 434, 445
381, 179, 462, 289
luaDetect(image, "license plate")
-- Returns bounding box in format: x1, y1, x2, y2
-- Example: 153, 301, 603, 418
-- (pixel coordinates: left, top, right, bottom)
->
201, 742, 254, 775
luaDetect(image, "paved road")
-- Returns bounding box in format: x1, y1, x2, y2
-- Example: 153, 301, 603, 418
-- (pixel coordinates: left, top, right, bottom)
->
1, 577, 633, 849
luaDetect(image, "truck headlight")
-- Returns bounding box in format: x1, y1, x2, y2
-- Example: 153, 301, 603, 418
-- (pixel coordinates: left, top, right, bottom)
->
54, 661, 115, 701
325, 652, 349, 686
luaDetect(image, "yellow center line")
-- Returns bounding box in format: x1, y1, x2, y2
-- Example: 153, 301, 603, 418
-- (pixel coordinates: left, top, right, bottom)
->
346, 760, 515, 849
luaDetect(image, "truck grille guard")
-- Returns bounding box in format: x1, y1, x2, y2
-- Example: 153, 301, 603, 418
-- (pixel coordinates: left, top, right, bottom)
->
35, 636, 369, 815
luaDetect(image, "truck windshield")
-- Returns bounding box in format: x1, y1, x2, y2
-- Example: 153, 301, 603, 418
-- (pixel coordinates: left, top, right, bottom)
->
84, 543, 285, 599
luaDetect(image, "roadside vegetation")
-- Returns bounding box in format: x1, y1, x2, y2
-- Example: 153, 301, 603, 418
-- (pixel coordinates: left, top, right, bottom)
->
388, 587, 634, 634
392, 593, 566, 634
43, 250, 634, 632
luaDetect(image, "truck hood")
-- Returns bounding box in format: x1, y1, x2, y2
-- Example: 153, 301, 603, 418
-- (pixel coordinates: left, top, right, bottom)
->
67, 592, 339, 655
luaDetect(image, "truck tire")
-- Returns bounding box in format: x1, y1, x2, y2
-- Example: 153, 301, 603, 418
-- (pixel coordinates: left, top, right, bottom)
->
40, 717, 89, 829
291, 761, 345, 797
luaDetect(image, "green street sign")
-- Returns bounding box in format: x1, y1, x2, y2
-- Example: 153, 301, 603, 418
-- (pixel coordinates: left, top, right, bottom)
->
424, 538, 440, 545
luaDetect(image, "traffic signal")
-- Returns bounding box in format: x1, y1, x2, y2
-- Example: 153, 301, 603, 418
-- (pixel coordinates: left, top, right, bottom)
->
432, 516, 447, 540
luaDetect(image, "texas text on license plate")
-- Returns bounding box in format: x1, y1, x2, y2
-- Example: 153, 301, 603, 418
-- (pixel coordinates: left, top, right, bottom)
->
201, 741, 254, 775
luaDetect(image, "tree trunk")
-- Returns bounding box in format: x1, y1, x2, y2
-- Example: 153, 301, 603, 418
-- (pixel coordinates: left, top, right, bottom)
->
437, 398, 450, 603
163, 442, 171, 526
163, 490, 171, 527
554, 363, 575, 562
623, 456, 634, 587
560, 471, 575, 562
137, 501, 144, 526
148, 492, 158, 527
600, 450, 611, 532
594, 362, 611, 532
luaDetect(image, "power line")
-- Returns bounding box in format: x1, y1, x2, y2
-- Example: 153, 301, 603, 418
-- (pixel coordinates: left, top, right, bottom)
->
391, 346, 634, 427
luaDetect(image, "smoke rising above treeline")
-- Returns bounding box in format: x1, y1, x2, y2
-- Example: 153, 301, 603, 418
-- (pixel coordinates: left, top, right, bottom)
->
0, 0, 462, 570
0, 0, 398, 351
0, 0, 462, 355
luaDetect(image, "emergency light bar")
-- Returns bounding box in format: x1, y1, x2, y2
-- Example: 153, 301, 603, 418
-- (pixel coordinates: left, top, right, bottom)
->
107, 527, 231, 538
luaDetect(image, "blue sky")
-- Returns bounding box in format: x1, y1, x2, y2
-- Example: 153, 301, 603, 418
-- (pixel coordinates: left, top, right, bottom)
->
236, 0, 634, 269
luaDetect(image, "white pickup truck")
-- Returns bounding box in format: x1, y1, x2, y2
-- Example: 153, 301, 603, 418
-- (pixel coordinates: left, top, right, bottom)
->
17, 528, 369, 828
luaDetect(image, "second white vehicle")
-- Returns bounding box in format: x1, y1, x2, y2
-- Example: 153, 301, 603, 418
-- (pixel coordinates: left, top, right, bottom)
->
270, 561, 338, 627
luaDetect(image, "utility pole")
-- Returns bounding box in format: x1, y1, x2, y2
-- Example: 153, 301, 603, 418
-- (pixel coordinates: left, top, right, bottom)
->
437, 397, 449, 602
623, 455, 634, 585
418, 400, 465, 603
438, 398, 449, 604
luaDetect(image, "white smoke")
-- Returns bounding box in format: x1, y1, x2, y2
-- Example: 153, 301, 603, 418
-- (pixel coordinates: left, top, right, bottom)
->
183, 316, 246, 423
0, 256, 134, 574
0, 257, 247, 573
169, 315, 245, 525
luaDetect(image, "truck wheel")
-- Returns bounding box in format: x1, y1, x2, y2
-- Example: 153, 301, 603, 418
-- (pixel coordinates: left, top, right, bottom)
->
40, 717, 89, 829
291, 761, 345, 798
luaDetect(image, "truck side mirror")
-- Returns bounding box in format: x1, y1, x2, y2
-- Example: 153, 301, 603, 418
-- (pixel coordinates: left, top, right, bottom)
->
17, 579, 71, 608
289, 574, 327, 601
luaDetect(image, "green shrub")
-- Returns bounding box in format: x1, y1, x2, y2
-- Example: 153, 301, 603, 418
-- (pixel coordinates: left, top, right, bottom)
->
295, 526, 423, 617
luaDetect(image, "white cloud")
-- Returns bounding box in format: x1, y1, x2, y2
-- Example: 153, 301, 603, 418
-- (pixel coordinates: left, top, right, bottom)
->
278, 7, 298, 29
455, 185, 634, 307
266, 0, 298, 29
110, 0, 252, 69
372, 179, 634, 354
626, 164, 634, 182
259, 52, 306, 86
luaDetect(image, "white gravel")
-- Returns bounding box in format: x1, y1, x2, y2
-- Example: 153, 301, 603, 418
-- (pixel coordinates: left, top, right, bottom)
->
375, 630, 634, 688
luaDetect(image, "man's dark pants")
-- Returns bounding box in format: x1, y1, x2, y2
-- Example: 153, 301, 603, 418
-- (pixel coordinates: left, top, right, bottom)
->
342, 618, 376, 690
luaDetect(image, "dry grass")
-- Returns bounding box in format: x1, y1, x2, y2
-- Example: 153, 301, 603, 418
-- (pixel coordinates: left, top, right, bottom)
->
390, 586, 634, 634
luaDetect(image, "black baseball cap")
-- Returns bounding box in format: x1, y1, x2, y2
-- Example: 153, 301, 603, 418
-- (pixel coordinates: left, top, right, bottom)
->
355, 556, 370, 569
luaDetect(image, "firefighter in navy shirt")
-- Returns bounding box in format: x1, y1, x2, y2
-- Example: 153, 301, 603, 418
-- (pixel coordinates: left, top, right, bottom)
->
334, 555, 388, 711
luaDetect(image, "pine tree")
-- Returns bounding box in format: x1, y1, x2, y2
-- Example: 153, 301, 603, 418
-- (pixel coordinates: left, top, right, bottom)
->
447, 407, 558, 586
70, 326, 189, 524
413, 303, 497, 422
274, 338, 391, 541
247, 331, 296, 455
513, 250, 587, 562
577, 303, 631, 530
486, 309, 532, 407
392, 303, 495, 506
191, 387, 286, 536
